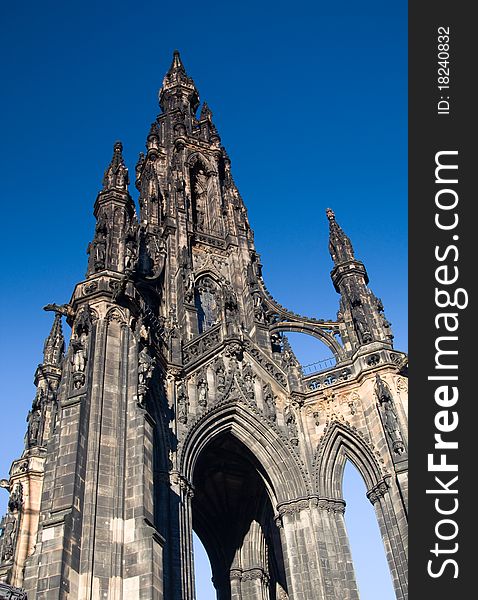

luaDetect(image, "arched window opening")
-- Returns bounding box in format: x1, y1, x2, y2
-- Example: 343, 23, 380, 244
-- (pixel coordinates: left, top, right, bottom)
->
193, 532, 215, 600
343, 461, 395, 600
280, 331, 336, 375
194, 276, 219, 333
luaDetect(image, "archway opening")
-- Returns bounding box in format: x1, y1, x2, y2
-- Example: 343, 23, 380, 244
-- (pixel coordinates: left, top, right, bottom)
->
343, 461, 395, 600
192, 432, 288, 600
281, 331, 336, 374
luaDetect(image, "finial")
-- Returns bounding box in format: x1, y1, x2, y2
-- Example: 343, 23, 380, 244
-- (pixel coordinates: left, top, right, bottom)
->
326, 207, 335, 221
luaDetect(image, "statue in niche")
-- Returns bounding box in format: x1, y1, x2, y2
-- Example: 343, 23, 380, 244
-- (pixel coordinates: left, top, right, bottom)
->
375, 375, 405, 455
27, 409, 41, 447
71, 331, 88, 389
195, 276, 218, 333
263, 383, 276, 421
141, 160, 160, 204
192, 167, 211, 231
90, 212, 108, 273
383, 402, 405, 455
8, 483, 23, 513
70, 330, 88, 389
374, 374, 393, 404
215, 358, 226, 393
270, 332, 282, 354
124, 226, 138, 272
224, 281, 239, 336
137, 346, 155, 407
32, 388, 44, 411
94, 236, 106, 269
0, 513, 16, 562
253, 292, 266, 322
194, 169, 208, 203
284, 404, 299, 445
242, 364, 255, 400
197, 372, 208, 408
180, 246, 195, 303
352, 307, 372, 344
177, 382, 189, 425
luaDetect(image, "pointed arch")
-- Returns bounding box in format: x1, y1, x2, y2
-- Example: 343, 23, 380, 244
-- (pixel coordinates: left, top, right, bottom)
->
187, 151, 213, 171
269, 321, 345, 362
179, 402, 310, 504
314, 420, 385, 498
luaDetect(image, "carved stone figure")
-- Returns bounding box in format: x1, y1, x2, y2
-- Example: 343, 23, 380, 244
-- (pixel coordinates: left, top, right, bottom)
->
284, 404, 298, 445
374, 374, 393, 404
383, 402, 405, 455
8, 483, 23, 513
27, 410, 41, 447
177, 383, 189, 425
352, 309, 372, 344
194, 169, 208, 202
195, 276, 218, 332
197, 373, 209, 408
262, 383, 276, 421
224, 282, 239, 336
137, 346, 155, 407
71, 333, 87, 374
124, 236, 137, 272
215, 359, 226, 393
242, 364, 255, 400
0, 514, 16, 562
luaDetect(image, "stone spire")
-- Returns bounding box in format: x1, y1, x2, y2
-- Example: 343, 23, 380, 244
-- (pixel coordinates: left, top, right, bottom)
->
87, 142, 137, 276
42, 313, 64, 367
158, 50, 200, 114
326, 207, 355, 265
327, 209, 394, 351
102, 141, 129, 191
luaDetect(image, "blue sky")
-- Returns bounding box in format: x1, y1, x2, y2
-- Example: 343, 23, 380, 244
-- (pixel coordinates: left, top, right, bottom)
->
0, 1, 406, 597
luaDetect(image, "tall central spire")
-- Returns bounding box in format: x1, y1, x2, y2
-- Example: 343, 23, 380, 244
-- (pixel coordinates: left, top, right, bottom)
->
158, 50, 200, 113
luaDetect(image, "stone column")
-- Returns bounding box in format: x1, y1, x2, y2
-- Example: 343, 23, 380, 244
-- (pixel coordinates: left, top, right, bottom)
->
170, 473, 195, 600
277, 499, 325, 600
311, 498, 359, 600
367, 479, 408, 600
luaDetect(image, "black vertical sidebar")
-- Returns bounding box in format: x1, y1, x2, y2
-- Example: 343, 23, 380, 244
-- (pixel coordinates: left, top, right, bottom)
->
409, 3, 475, 598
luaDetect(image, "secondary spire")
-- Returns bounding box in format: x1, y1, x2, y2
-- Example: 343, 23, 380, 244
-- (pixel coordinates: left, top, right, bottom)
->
326, 207, 355, 265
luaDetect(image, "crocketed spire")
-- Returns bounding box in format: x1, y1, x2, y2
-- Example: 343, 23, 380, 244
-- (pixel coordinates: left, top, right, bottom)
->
326, 207, 355, 265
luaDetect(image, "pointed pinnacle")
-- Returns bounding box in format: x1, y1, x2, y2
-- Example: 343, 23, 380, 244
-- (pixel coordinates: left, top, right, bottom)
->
327, 208, 355, 264
200, 101, 213, 120
169, 49, 186, 73
43, 312, 65, 366
102, 141, 129, 191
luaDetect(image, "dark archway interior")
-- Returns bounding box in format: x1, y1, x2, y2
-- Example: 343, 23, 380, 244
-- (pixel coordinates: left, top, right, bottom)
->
192, 433, 288, 599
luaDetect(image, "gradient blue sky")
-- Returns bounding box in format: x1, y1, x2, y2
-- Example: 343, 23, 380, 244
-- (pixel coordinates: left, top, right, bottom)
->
0, 1, 406, 598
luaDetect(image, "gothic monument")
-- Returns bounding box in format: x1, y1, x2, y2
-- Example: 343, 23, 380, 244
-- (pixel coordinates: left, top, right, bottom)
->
0, 52, 408, 600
